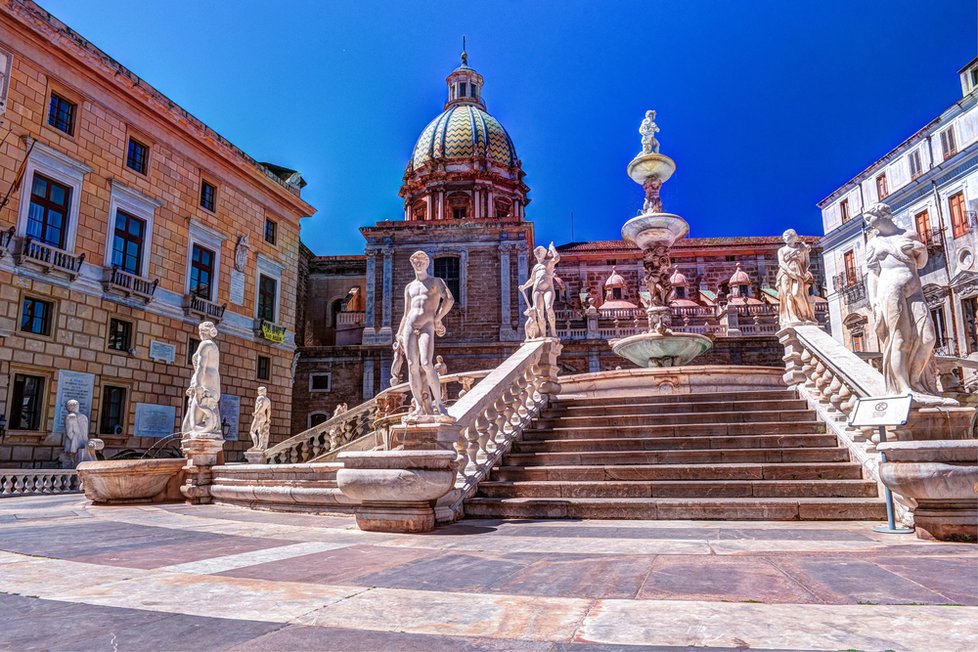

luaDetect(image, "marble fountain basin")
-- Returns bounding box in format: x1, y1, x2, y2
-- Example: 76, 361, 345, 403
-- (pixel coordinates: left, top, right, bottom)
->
621, 213, 689, 251
78, 458, 186, 504
611, 331, 713, 368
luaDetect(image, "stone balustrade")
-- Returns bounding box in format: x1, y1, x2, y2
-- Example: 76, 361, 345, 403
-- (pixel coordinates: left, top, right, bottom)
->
0, 469, 81, 496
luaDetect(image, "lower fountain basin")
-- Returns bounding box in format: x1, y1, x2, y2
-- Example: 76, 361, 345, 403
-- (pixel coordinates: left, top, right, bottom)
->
77, 458, 186, 504
611, 332, 713, 368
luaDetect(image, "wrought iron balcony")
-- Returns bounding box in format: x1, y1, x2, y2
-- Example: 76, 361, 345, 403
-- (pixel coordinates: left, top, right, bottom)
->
841, 279, 867, 306
102, 266, 159, 303
13, 236, 85, 280
919, 227, 944, 250
255, 318, 287, 343
183, 293, 226, 322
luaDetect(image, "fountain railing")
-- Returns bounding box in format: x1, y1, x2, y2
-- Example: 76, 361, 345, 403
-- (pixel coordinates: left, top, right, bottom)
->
263, 369, 490, 464
435, 337, 562, 522
0, 469, 81, 496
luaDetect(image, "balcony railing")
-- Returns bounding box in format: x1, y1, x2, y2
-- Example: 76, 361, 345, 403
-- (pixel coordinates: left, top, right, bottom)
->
918, 227, 944, 250
183, 293, 226, 322
841, 279, 867, 306
102, 266, 159, 303
336, 311, 365, 328
13, 236, 85, 280
255, 318, 286, 343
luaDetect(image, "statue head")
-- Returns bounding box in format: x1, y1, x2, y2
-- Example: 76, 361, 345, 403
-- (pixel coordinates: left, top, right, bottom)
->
66, 399, 79, 414
782, 228, 799, 245
198, 321, 218, 340
864, 203, 895, 229
436, 355, 444, 364
646, 109, 655, 120
409, 250, 429, 273
533, 245, 548, 262
257, 386, 267, 397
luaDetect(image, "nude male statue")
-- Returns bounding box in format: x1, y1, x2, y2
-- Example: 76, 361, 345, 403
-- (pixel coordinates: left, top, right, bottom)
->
395, 251, 455, 418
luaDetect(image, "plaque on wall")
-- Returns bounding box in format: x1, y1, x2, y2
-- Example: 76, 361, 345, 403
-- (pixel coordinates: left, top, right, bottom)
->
219, 394, 241, 441
134, 403, 177, 438
229, 270, 245, 305
52, 370, 95, 434
149, 340, 176, 363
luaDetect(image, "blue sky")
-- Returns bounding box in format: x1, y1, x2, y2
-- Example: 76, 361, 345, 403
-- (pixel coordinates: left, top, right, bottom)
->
40, 0, 977, 255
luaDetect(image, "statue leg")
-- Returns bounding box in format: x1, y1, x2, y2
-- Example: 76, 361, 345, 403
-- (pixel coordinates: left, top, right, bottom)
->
544, 290, 557, 337
418, 328, 444, 414
404, 332, 426, 415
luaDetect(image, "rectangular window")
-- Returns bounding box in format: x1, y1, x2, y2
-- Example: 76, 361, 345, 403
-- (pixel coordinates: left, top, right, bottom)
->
27, 173, 71, 249
843, 250, 856, 285
111, 210, 146, 275
433, 256, 460, 299
47, 92, 76, 135
190, 244, 216, 300
914, 210, 932, 244
452, 207, 467, 220
99, 385, 127, 436
10, 373, 45, 430
941, 128, 957, 160
309, 373, 331, 392
264, 218, 277, 245
20, 297, 53, 336
839, 198, 850, 223
909, 150, 923, 179
931, 307, 948, 347
257, 274, 277, 322
964, 297, 978, 353
949, 191, 969, 238
108, 318, 132, 352
187, 337, 199, 365
126, 138, 149, 175
851, 332, 865, 353
876, 173, 888, 200
200, 180, 216, 212
257, 355, 271, 381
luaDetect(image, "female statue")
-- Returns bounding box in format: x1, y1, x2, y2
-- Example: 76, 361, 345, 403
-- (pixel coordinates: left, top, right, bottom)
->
864, 204, 941, 399
248, 386, 271, 451
64, 399, 91, 467
776, 228, 817, 326
519, 242, 560, 339
182, 321, 223, 438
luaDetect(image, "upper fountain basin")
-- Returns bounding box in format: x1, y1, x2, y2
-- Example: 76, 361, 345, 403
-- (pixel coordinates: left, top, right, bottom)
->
627, 153, 676, 185
622, 213, 689, 250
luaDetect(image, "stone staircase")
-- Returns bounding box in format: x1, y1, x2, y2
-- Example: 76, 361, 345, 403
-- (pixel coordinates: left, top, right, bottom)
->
466, 388, 887, 520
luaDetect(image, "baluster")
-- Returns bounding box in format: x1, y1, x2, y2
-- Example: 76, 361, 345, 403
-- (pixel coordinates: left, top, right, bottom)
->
1, 475, 9, 495
827, 375, 844, 415
820, 368, 834, 403
463, 423, 480, 479
474, 412, 493, 471
799, 349, 815, 389
41, 475, 51, 494
492, 396, 509, 449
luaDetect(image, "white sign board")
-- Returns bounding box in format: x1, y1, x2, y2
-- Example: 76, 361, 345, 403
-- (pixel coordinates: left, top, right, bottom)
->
220, 394, 241, 441
149, 340, 176, 364
229, 270, 246, 306
848, 395, 912, 427
134, 403, 177, 438
52, 370, 95, 434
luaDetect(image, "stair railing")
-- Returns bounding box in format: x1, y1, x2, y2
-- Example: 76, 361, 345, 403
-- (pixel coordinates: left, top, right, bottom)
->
435, 338, 563, 522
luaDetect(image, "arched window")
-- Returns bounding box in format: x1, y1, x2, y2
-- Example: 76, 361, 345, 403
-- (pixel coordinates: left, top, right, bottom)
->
308, 412, 329, 428
494, 198, 512, 218
412, 199, 427, 221
446, 192, 469, 220
434, 256, 461, 300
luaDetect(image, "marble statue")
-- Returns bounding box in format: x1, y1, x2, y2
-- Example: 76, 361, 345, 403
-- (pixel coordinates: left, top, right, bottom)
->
642, 176, 663, 214
519, 242, 560, 339
63, 399, 92, 467
639, 109, 660, 155
328, 402, 349, 449
776, 228, 817, 326
434, 355, 449, 403
864, 204, 943, 400
642, 245, 673, 308
182, 321, 223, 438
248, 387, 271, 451
234, 235, 250, 272
395, 251, 455, 418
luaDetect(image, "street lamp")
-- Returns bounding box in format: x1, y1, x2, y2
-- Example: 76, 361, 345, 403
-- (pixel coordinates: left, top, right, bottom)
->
221, 417, 231, 439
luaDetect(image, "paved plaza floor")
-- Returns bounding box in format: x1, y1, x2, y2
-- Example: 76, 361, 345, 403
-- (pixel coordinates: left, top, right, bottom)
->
0, 495, 975, 651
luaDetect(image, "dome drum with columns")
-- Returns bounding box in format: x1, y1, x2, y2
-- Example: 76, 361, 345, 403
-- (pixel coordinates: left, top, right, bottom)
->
400, 47, 529, 222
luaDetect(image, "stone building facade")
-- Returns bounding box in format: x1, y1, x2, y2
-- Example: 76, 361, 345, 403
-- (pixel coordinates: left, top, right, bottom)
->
818, 57, 978, 388
0, 1, 314, 467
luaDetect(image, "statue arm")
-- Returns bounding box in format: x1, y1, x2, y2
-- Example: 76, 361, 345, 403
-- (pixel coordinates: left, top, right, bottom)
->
548, 242, 560, 266
395, 285, 410, 343
435, 279, 454, 322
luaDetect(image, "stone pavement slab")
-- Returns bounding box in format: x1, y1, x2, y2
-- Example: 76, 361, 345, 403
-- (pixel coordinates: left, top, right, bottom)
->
0, 495, 976, 651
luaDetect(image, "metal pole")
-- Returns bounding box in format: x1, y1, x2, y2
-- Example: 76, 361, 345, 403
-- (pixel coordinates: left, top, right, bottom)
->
873, 424, 913, 534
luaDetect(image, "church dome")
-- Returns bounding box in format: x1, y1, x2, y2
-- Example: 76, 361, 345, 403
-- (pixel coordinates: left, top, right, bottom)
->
411, 104, 518, 170
729, 263, 750, 285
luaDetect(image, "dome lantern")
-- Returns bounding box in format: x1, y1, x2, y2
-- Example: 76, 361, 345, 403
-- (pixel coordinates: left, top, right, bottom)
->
445, 37, 486, 111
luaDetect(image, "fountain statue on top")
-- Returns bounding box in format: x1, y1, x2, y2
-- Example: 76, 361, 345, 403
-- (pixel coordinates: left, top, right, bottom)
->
610, 110, 713, 368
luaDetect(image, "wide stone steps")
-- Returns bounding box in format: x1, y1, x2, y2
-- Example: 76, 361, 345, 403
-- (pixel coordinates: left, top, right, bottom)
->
469, 387, 885, 521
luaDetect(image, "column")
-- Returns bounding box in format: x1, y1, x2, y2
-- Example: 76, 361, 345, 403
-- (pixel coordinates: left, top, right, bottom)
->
363, 250, 376, 330
380, 245, 394, 339
498, 243, 515, 340
516, 243, 529, 321
362, 358, 375, 401
473, 188, 481, 219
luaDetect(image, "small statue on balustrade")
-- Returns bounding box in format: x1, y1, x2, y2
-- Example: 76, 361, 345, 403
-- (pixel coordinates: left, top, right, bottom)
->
434, 355, 449, 403
182, 321, 222, 439
63, 400, 92, 468
395, 251, 455, 420
864, 204, 948, 403
248, 387, 271, 452
776, 228, 817, 327
519, 242, 560, 340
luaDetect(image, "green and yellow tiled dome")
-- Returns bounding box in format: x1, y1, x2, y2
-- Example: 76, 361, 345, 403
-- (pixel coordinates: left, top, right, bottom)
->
411, 105, 517, 169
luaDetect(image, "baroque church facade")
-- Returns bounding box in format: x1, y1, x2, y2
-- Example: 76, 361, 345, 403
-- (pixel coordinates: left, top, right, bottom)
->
292, 52, 828, 436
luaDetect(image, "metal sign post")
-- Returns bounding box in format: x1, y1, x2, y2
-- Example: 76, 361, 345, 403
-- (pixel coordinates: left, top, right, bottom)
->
848, 395, 915, 534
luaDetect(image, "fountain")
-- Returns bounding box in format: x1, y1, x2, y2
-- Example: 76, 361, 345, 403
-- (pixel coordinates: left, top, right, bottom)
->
610, 110, 712, 367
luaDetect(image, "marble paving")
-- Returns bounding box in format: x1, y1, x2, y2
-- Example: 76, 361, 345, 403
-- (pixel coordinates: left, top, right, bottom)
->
0, 495, 976, 651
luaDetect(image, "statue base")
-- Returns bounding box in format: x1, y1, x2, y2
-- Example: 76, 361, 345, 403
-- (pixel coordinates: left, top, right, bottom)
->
180, 436, 225, 505
390, 418, 461, 451
244, 450, 266, 464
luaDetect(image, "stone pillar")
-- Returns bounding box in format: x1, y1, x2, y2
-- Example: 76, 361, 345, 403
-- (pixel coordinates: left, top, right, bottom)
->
363, 250, 376, 330
473, 188, 481, 219
588, 349, 600, 373
498, 242, 516, 340
516, 243, 529, 320
380, 245, 394, 335
180, 437, 224, 505
362, 359, 375, 401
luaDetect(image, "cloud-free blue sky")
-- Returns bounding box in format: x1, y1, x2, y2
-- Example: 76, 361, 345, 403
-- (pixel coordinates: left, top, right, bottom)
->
39, 0, 977, 254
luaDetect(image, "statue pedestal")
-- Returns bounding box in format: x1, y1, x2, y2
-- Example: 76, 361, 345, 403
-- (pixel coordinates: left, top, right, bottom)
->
244, 449, 266, 464
180, 436, 224, 505
337, 419, 460, 533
